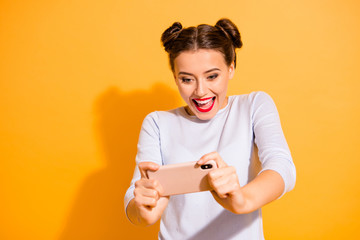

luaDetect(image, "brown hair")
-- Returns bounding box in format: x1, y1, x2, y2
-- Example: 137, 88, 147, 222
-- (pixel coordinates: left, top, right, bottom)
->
161, 18, 243, 72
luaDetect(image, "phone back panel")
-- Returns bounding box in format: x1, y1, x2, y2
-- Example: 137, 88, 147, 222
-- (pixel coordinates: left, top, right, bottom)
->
147, 160, 217, 196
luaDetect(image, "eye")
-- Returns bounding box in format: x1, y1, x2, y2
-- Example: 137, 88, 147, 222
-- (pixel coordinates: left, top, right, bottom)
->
207, 73, 218, 80
180, 77, 193, 83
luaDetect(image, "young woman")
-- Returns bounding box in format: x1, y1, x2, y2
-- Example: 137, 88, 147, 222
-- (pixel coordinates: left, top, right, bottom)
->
124, 18, 296, 239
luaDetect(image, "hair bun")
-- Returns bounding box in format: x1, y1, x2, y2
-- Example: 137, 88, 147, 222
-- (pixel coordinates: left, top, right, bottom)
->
161, 22, 183, 52
215, 18, 242, 48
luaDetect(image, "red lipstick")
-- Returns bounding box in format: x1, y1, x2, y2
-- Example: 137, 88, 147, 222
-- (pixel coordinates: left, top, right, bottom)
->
192, 97, 216, 113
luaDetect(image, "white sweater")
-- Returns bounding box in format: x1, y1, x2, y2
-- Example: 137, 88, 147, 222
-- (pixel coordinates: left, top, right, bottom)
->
124, 91, 296, 240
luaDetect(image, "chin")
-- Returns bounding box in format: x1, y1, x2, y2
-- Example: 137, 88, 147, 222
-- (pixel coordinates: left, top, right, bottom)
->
189, 101, 219, 120
194, 110, 217, 121
196, 115, 215, 121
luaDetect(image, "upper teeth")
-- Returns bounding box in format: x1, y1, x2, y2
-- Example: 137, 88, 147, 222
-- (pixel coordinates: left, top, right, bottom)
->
196, 98, 212, 104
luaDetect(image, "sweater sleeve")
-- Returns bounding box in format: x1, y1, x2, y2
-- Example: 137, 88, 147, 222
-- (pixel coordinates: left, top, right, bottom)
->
123, 112, 162, 215
251, 92, 296, 196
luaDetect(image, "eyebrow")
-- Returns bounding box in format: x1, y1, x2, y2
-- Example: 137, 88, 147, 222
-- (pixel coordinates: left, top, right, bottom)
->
178, 68, 221, 76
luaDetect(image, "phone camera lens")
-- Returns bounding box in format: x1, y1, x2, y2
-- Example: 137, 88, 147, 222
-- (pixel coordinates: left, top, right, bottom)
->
201, 164, 212, 170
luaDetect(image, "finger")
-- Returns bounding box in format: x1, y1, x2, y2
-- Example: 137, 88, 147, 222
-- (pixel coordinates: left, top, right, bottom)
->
208, 169, 240, 198
154, 180, 165, 197
197, 151, 227, 168
209, 174, 236, 199
212, 179, 240, 198
138, 162, 160, 178
135, 178, 165, 198
208, 173, 230, 197
210, 189, 229, 200
135, 178, 156, 189
134, 186, 160, 200
208, 166, 236, 181
134, 194, 159, 209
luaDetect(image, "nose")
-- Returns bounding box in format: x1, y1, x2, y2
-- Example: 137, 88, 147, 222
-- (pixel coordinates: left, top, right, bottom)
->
195, 79, 207, 97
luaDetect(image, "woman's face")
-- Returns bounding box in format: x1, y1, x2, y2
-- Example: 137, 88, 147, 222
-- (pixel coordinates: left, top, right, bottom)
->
173, 49, 235, 120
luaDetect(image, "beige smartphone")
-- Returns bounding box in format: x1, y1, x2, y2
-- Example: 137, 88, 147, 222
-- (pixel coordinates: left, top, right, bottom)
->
147, 160, 217, 196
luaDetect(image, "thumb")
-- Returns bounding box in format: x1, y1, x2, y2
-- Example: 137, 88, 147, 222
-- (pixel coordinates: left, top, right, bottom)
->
138, 162, 160, 178
197, 152, 227, 168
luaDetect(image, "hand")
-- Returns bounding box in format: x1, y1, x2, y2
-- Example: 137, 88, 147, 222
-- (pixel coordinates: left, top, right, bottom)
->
197, 152, 247, 214
129, 162, 169, 225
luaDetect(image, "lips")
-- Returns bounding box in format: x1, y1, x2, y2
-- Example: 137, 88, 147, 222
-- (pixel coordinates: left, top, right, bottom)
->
192, 97, 216, 112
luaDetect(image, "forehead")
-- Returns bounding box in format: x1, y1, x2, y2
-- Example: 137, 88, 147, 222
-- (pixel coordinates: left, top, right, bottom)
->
174, 49, 227, 73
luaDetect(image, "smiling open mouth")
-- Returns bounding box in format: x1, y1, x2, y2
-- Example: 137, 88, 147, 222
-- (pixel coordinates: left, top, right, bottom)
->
192, 97, 216, 112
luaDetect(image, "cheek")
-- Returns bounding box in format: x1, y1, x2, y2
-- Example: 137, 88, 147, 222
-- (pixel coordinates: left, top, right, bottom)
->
214, 79, 229, 95
177, 85, 192, 101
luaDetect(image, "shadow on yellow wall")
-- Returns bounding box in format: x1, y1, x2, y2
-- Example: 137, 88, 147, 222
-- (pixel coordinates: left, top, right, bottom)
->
59, 83, 180, 239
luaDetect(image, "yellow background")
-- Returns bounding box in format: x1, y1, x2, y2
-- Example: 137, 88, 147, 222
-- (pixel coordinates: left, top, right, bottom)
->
1, 0, 359, 239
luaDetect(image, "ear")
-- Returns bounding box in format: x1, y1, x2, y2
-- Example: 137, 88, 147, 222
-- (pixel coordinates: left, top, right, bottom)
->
228, 63, 235, 79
